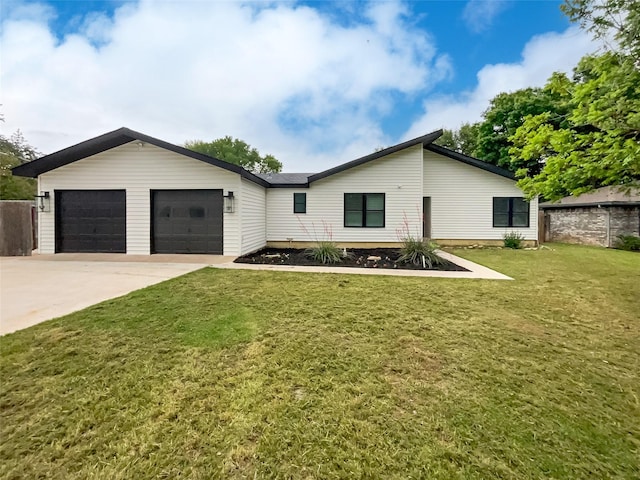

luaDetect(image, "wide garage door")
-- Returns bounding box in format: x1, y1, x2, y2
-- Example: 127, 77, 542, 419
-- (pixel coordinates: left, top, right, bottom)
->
56, 190, 126, 253
152, 190, 223, 254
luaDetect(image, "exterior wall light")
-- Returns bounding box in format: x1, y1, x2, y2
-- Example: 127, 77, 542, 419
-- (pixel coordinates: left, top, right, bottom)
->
35, 191, 50, 212
224, 191, 235, 213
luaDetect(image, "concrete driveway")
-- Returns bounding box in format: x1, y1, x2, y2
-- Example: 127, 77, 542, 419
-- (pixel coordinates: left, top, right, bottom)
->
0, 254, 233, 335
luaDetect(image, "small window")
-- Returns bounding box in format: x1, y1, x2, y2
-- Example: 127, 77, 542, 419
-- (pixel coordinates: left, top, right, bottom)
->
344, 193, 385, 228
493, 197, 530, 227
293, 193, 306, 213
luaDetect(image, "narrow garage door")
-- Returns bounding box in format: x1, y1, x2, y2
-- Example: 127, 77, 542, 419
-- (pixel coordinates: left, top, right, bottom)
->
152, 190, 223, 254
56, 190, 126, 253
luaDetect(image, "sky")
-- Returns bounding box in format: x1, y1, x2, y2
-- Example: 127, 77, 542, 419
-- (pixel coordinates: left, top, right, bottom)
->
1, 0, 599, 171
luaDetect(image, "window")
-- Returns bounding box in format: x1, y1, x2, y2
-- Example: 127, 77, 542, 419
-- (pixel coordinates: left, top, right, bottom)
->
293, 193, 306, 213
344, 193, 385, 227
493, 197, 530, 227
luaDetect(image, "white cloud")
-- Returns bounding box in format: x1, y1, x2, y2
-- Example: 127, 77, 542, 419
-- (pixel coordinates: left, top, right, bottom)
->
403, 26, 599, 140
462, 0, 509, 33
0, 0, 450, 171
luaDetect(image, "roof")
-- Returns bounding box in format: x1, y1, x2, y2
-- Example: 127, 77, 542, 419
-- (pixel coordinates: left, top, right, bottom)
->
11, 127, 270, 187
540, 186, 640, 209
307, 130, 443, 183
254, 172, 312, 187
12, 127, 517, 187
424, 144, 516, 180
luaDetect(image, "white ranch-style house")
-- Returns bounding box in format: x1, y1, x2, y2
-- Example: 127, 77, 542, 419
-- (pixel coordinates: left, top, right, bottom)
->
12, 128, 538, 255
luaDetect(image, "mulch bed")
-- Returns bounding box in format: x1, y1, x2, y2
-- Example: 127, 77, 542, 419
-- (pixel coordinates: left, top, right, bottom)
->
234, 248, 469, 272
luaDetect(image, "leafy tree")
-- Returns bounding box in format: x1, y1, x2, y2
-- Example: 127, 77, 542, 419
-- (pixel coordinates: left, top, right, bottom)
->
561, 0, 640, 58
507, 1, 640, 200
457, 123, 480, 156
474, 87, 568, 175
510, 52, 640, 200
435, 129, 457, 150
1, 130, 38, 200
185, 137, 283, 173
434, 123, 480, 157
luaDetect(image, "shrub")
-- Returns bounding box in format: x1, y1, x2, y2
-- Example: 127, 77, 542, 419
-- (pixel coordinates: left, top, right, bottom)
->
398, 235, 443, 268
503, 231, 525, 249
305, 241, 344, 264
615, 234, 640, 251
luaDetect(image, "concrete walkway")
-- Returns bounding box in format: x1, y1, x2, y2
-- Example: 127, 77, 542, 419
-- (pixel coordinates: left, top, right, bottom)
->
0, 255, 225, 335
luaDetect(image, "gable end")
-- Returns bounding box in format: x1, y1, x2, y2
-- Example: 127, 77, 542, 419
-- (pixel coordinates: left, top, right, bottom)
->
12, 127, 270, 187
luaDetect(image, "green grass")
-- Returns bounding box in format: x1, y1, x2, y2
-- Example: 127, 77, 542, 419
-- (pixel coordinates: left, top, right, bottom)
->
1, 244, 638, 479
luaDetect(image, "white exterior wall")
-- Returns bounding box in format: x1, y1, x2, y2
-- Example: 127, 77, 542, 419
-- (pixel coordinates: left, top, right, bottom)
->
266, 145, 424, 243
38, 142, 243, 255
423, 150, 538, 240
239, 178, 267, 254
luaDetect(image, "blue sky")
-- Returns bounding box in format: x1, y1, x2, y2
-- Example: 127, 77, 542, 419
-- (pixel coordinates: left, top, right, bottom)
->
1, 0, 596, 170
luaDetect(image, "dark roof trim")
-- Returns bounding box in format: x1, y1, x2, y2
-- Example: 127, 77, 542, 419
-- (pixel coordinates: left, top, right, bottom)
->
307, 130, 443, 184
540, 201, 640, 209
425, 144, 516, 180
11, 127, 270, 187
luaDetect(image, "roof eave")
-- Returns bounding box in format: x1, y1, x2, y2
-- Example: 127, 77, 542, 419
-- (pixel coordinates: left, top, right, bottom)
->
424, 144, 516, 180
540, 201, 640, 209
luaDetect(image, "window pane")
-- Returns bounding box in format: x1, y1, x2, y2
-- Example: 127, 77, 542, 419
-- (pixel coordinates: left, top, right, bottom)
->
345, 211, 363, 227
366, 194, 384, 211
366, 211, 384, 227
512, 213, 529, 227
512, 198, 529, 213
345, 193, 362, 210
493, 197, 509, 214
294, 193, 306, 213
493, 213, 509, 227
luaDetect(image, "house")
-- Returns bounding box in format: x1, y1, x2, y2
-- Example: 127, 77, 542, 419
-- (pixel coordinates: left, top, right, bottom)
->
539, 186, 640, 247
11, 127, 538, 255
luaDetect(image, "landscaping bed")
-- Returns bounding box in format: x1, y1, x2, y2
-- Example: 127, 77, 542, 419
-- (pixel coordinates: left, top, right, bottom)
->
234, 247, 469, 271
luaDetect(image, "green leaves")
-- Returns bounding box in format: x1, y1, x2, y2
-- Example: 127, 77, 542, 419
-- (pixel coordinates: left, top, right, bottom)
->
434, 123, 480, 157
474, 87, 568, 176
1, 131, 38, 200
510, 52, 640, 201
184, 136, 283, 173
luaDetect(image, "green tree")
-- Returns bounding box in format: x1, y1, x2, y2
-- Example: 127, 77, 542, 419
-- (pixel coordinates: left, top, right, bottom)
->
435, 129, 456, 150
474, 87, 568, 175
434, 123, 480, 157
507, 0, 640, 200
511, 52, 640, 200
185, 137, 283, 173
1, 130, 38, 200
561, 0, 640, 58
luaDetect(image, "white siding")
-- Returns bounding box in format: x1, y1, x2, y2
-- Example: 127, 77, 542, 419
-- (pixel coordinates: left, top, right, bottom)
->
423, 150, 538, 240
239, 178, 267, 254
266, 145, 424, 243
38, 141, 243, 255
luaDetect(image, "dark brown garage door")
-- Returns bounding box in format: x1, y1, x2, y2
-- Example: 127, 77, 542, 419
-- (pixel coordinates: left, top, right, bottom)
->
152, 190, 223, 254
56, 190, 126, 253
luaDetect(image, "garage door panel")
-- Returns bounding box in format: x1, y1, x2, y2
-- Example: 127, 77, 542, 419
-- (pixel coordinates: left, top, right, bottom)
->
56, 190, 126, 253
152, 190, 223, 254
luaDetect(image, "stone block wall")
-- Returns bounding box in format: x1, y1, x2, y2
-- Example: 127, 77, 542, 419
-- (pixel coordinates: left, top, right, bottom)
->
609, 206, 640, 245
545, 205, 640, 247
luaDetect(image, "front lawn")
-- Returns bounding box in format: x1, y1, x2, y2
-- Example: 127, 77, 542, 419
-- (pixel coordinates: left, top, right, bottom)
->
1, 244, 638, 479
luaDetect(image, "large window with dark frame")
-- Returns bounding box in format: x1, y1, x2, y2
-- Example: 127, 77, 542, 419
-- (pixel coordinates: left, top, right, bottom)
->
344, 193, 385, 227
293, 192, 306, 213
493, 197, 530, 227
